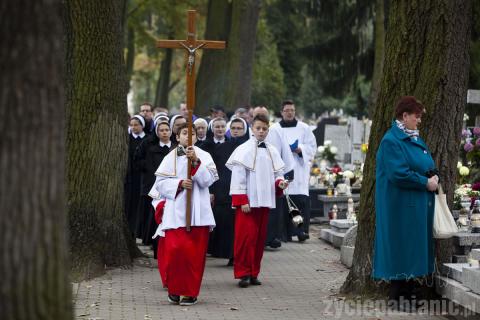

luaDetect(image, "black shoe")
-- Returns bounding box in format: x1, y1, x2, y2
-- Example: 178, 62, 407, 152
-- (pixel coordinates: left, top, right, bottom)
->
168, 294, 180, 305
250, 277, 262, 285
238, 276, 250, 288
179, 296, 198, 306
227, 258, 234, 266
267, 239, 282, 248
304, 233, 310, 240
297, 233, 308, 242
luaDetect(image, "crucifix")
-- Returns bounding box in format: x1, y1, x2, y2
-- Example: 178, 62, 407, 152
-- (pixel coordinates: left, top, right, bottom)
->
157, 10, 226, 231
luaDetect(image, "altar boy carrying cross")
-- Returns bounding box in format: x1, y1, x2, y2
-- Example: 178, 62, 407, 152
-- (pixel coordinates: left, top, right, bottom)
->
151, 9, 225, 306
150, 123, 218, 305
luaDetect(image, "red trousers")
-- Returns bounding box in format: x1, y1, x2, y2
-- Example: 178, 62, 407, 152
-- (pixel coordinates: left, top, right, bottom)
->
156, 236, 167, 288
233, 207, 269, 279
164, 226, 209, 297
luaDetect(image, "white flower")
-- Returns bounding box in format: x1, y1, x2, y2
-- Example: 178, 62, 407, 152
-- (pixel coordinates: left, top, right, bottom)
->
464, 114, 470, 121
459, 166, 470, 176
330, 146, 338, 154
324, 140, 332, 146
317, 146, 325, 153
343, 170, 355, 179
455, 185, 472, 197
457, 161, 463, 169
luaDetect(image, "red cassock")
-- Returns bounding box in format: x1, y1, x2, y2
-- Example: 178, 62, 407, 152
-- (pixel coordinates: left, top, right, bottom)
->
232, 181, 283, 279
164, 226, 209, 297
154, 163, 211, 297
154, 200, 167, 287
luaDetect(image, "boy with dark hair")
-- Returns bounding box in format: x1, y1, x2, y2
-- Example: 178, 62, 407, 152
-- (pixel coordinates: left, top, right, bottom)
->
226, 114, 289, 287
149, 122, 218, 306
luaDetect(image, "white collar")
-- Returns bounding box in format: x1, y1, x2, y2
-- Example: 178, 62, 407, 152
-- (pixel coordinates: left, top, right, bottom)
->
226, 137, 284, 172
132, 132, 145, 139
160, 141, 171, 148
197, 136, 206, 141
214, 137, 225, 144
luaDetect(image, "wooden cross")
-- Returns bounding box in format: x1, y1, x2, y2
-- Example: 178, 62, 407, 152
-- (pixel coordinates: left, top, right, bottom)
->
157, 10, 226, 231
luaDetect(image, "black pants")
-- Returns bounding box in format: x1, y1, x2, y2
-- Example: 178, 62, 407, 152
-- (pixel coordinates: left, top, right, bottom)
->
266, 196, 284, 244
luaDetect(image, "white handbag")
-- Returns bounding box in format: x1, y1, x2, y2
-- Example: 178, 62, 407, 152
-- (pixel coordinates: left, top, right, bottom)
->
433, 183, 459, 239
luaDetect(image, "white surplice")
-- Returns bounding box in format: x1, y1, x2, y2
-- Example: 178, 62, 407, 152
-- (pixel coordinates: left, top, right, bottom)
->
149, 146, 218, 237
226, 138, 285, 208
266, 125, 295, 175
270, 121, 317, 196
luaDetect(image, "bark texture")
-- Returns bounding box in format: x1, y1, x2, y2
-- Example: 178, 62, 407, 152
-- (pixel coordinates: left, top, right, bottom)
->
342, 0, 472, 295
369, 0, 386, 117
0, 1, 73, 319
196, 0, 261, 113
65, 0, 134, 280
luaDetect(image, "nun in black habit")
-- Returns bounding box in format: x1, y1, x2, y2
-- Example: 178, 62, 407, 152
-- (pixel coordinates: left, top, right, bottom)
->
125, 115, 147, 234
134, 120, 172, 256
208, 118, 249, 264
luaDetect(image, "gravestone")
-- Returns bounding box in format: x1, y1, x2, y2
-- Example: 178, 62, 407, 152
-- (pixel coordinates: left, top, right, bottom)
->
348, 117, 371, 164
313, 117, 339, 147
341, 225, 358, 268
319, 219, 357, 249
324, 124, 350, 163
467, 89, 480, 127
468, 89, 480, 104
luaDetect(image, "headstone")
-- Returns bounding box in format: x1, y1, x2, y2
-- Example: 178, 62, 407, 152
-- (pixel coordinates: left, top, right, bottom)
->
471, 248, 480, 261
313, 117, 339, 146
340, 225, 358, 268
467, 89, 480, 104
318, 194, 360, 219
342, 225, 358, 247
324, 124, 350, 163
348, 117, 371, 164
462, 267, 480, 295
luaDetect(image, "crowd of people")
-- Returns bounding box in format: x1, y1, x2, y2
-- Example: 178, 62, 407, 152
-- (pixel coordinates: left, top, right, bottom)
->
124, 100, 317, 306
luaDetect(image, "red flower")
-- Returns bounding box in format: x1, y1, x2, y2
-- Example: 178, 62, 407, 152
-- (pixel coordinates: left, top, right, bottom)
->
331, 165, 342, 174
472, 182, 480, 191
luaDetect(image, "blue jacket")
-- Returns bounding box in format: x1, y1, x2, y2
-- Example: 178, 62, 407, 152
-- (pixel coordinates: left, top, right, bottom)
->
372, 122, 435, 280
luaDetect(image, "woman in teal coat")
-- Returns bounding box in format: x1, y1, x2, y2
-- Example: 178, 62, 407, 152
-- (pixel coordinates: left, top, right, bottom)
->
373, 96, 439, 305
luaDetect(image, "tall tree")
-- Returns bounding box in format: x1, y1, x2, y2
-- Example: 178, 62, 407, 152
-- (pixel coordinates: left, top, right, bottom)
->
0, 1, 73, 319
196, 0, 261, 113
342, 0, 472, 295
369, 0, 387, 117
65, 0, 136, 280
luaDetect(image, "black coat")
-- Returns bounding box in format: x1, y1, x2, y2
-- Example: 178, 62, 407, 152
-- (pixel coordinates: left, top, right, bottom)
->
125, 133, 146, 233
209, 135, 248, 204
134, 135, 172, 196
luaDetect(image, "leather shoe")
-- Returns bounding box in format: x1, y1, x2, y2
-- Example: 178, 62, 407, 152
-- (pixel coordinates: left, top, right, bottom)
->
250, 277, 262, 285
238, 276, 250, 288
267, 239, 282, 248
298, 232, 308, 242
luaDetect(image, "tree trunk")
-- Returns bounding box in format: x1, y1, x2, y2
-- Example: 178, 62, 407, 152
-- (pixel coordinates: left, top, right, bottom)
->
65, 0, 135, 280
154, 47, 173, 108
125, 26, 135, 87
0, 1, 73, 319
369, 0, 386, 117
342, 0, 472, 296
196, 0, 261, 114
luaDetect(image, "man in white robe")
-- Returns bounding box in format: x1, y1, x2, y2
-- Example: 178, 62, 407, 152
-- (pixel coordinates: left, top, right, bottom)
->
270, 100, 317, 241
149, 123, 218, 306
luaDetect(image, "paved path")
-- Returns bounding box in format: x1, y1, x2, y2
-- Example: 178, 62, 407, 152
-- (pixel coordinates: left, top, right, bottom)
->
74, 226, 447, 319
